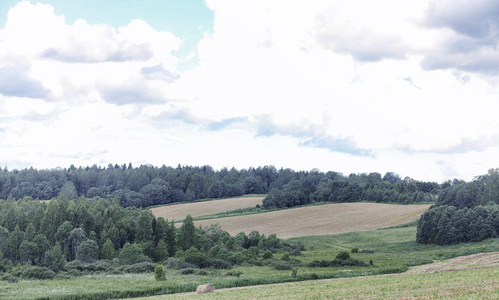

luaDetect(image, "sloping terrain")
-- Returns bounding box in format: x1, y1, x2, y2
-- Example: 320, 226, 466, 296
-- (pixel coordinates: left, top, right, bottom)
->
150, 196, 264, 221
406, 252, 499, 273
191, 202, 431, 238
140, 253, 499, 299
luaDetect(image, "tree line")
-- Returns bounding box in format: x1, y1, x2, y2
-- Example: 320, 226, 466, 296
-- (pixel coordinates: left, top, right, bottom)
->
0, 165, 439, 209
0, 195, 299, 279
417, 169, 499, 245
262, 171, 438, 209
0, 164, 280, 207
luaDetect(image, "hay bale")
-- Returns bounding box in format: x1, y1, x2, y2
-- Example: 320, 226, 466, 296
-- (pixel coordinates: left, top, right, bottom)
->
196, 283, 215, 294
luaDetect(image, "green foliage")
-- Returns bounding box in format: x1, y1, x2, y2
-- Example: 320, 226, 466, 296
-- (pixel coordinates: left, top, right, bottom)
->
178, 215, 196, 251
335, 251, 350, 260
76, 239, 99, 263
154, 264, 166, 280
417, 204, 499, 245
120, 262, 157, 274
262, 250, 273, 259
118, 243, 145, 265
100, 239, 116, 260
43, 244, 65, 272
20, 266, 56, 279
183, 247, 210, 268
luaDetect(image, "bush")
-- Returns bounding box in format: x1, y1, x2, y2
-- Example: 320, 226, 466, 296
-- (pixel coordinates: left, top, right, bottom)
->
21, 266, 56, 280
122, 262, 157, 274
336, 251, 350, 260
196, 269, 209, 275
179, 268, 196, 275
211, 259, 232, 269
351, 247, 359, 253
154, 265, 166, 281
183, 251, 210, 268
165, 257, 181, 269
262, 251, 273, 259
281, 254, 290, 261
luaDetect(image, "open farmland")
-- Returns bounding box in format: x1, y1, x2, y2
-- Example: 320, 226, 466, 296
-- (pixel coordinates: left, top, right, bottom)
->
189, 203, 431, 238
155, 264, 499, 299
151, 196, 265, 221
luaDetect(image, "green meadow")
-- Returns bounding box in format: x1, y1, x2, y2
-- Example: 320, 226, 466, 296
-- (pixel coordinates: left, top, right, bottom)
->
2, 225, 499, 299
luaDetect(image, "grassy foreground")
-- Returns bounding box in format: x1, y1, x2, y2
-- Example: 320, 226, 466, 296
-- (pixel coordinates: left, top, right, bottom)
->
157, 266, 499, 299
2, 226, 499, 299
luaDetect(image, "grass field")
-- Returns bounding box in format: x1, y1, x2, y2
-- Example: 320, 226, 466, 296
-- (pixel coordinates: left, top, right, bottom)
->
190, 203, 431, 238
154, 265, 499, 299
4, 225, 499, 299
150, 196, 265, 221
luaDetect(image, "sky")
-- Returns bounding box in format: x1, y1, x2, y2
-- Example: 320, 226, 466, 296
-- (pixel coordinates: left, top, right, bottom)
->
0, 0, 498, 182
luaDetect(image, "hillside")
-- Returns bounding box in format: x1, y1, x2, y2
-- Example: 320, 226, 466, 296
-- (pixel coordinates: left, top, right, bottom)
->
186, 202, 431, 238
151, 196, 264, 220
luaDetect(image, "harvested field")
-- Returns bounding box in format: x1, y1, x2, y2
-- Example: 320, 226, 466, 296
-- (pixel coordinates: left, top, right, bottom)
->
151, 196, 265, 221
190, 203, 431, 238
406, 252, 499, 274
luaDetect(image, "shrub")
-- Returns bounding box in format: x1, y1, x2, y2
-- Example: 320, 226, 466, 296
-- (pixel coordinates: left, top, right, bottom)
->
262, 251, 273, 259
281, 254, 290, 261
196, 269, 209, 275
154, 265, 166, 281
165, 257, 181, 269
351, 247, 359, 253
179, 268, 196, 275
211, 259, 232, 269
336, 251, 351, 260
177, 262, 198, 270
122, 262, 157, 274
183, 250, 210, 268
21, 266, 55, 280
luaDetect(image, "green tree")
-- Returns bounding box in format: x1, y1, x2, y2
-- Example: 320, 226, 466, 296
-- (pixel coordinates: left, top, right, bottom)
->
178, 215, 196, 251
20, 240, 38, 264
33, 234, 50, 265
118, 242, 143, 265
76, 239, 99, 263
135, 210, 154, 243
155, 239, 168, 262
43, 243, 65, 272
165, 220, 176, 257
101, 239, 116, 260
60, 181, 78, 200
10, 225, 23, 262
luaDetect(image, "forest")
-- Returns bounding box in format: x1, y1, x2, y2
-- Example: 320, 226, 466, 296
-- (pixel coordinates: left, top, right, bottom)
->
0, 164, 439, 207
417, 169, 499, 245
0, 195, 300, 281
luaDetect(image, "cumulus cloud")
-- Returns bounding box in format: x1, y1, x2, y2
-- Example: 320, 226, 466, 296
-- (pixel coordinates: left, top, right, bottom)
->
311, 3, 413, 62
99, 83, 165, 106
422, 0, 499, 75
0, 64, 50, 98
141, 65, 180, 82
314, 19, 409, 62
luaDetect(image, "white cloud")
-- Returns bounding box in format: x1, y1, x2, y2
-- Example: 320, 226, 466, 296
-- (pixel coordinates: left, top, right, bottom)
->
0, 0, 499, 182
